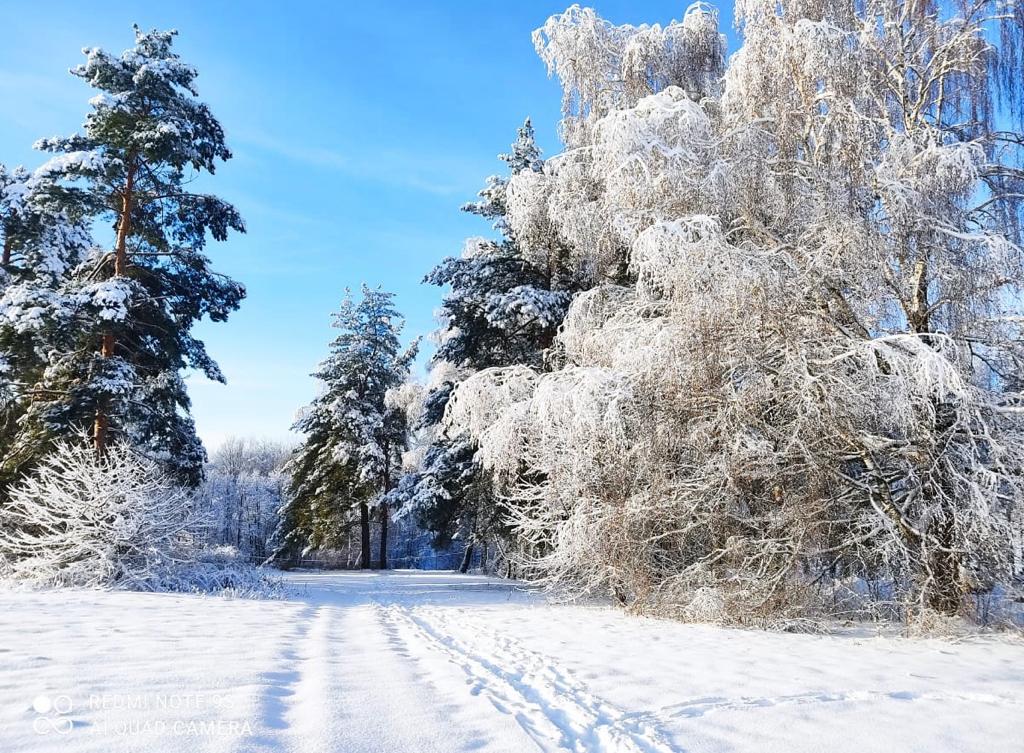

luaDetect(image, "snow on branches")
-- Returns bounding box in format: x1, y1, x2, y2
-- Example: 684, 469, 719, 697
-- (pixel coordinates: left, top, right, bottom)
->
0, 441, 277, 595
534, 3, 725, 145
0, 25, 247, 486
450, 0, 1024, 623
0, 442, 197, 588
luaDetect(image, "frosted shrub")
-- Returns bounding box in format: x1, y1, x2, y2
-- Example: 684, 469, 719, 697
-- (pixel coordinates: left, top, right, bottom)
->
0, 442, 277, 595
680, 587, 728, 624
903, 608, 974, 640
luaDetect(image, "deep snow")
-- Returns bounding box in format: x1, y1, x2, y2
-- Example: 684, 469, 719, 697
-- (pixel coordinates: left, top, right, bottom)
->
0, 570, 1021, 753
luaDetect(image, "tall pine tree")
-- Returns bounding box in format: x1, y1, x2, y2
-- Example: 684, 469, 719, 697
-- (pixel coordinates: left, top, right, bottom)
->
0, 27, 244, 485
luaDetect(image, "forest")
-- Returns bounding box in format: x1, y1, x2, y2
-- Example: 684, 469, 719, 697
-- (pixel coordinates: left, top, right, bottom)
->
2, 2, 1024, 752
0, 0, 1023, 633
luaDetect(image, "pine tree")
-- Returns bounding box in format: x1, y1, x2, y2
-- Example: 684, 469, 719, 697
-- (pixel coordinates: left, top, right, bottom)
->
429, 118, 570, 379
0, 165, 93, 484
281, 286, 417, 568
0, 27, 245, 486
276, 403, 360, 559
399, 120, 572, 562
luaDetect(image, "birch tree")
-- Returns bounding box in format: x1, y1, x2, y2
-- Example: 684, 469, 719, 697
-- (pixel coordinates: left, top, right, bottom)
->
448, 0, 1024, 621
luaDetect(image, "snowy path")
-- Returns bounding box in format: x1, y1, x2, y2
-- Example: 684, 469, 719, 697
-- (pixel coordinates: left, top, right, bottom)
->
1, 571, 1022, 753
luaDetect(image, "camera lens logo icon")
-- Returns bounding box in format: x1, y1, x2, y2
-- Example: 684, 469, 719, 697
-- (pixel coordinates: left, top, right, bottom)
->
32, 695, 73, 735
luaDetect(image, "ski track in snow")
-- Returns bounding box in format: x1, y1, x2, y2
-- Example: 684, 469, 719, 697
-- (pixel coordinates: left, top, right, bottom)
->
378, 602, 677, 753
235, 578, 680, 752
238, 578, 535, 753
251, 602, 333, 753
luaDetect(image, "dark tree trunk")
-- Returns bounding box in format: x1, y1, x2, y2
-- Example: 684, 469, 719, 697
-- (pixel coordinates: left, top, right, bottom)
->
925, 513, 964, 615
921, 403, 964, 615
904, 259, 964, 615
459, 542, 474, 574
378, 502, 389, 570
359, 501, 371, 569
2, 213, 14, 266
94, 164, 135, 457
92, 333, 115, 453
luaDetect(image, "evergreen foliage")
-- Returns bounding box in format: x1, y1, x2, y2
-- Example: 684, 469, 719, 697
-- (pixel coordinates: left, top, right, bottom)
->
0, 26, 244, 486
278, 286, 417, 567
397, 120, 576, 558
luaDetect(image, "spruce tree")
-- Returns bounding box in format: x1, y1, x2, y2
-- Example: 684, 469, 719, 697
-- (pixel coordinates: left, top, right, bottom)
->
400, 120, 571, 559
0, 27, 244, 486
281, 286, 417, 568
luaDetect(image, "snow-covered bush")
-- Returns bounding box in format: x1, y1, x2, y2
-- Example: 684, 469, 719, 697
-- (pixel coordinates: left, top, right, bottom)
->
0, 441, 277, 595
138, 546, 282, 598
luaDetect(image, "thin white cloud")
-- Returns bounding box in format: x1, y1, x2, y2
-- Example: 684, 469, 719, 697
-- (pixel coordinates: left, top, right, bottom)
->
234, 129, 480, 197
234, 131, 351, 171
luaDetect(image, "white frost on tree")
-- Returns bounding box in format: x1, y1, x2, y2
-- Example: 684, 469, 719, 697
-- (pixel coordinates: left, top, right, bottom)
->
0, 442, 198, 588
0, 441, 277, 594
450, 0, 1024, 622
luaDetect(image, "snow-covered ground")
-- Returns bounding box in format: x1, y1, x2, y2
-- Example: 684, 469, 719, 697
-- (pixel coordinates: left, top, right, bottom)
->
0, 571, 1021, 753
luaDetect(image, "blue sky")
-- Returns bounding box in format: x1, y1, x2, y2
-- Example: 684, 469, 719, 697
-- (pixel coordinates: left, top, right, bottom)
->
0, 0, 737, 450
